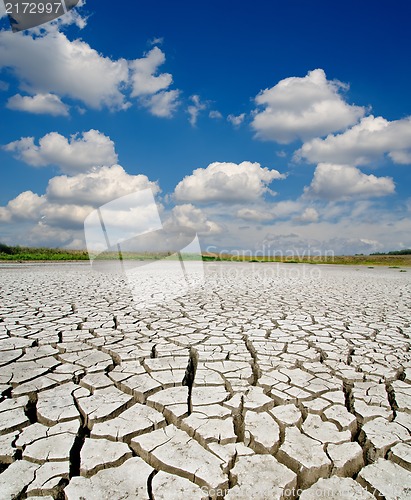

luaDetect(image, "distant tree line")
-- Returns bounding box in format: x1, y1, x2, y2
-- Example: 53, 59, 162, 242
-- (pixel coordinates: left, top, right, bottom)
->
371, 249, 411, 255
0, 243, 16, 254
0, 243, 89, 260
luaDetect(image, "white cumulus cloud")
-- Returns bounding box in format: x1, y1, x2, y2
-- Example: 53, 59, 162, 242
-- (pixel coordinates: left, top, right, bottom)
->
142, 89, 180, 118
6, 93, 69, 116
251, 69, 365, 144
0, 27, 182, 118
174, 161, 285, 203
129, 47, 180, 117
166, 204, 223, 235
4, 129, 118, 174
304, 163, 395, 200
149, 37, 164, 46
296, 207, 319, 223
130, 47, 172, 97
296, 115, 411, 166
236, 208, 274, 221
46, 165, 159, 206
0, 191, 45, 223
0, 165, 158, 234
0, 31, 129, 110
209, 110, 223, 120
227, 113, 245, 127
187, 95, 207, 127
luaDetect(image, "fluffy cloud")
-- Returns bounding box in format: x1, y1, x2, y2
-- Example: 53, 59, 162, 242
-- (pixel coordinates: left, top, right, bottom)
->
296, 207, 319, 223
58, 1, 88, 30
0, 31, 129, 110
129, 47, 180, 117
235, 200, 303, 223
41, 203, 94, 230
199, 202, 411, 255
174, 161, 285, 203
296, 115, 411, 166
0, 191, 45, 222
142, 90, 180, 118
227, 113, 245, 127
251, 69, 365, 144
148, 37, 164, 46
209, 110, 223, 120
270, 200, 303, 218
4, 130, 118, 174
46, 165, 159, 206
6, 93, 69, 116
221, 200, 306, 225
130, 47, 172, 97
0, 22, 182, 118
187, 95, 207, 126
304, 163, 395, 200
166, 204, 223, 235
236, 208, 274, 221
0, 165, 158, 236
260, 232, 387, 256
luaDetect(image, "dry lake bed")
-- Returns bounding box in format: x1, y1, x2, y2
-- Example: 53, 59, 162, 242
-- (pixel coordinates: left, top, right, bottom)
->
0, 261, 410, 499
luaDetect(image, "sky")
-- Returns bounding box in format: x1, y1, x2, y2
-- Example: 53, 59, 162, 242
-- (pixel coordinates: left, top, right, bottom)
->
0, 0, 411, 255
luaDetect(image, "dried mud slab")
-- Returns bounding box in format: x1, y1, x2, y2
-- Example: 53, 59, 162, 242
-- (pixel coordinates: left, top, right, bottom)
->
0, 262, 409, 498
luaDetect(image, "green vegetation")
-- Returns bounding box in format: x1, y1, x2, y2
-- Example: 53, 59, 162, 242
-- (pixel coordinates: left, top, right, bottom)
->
1, 243, 411, 266
202, 255, 222, 262
371, 249, 411, 255
0, 244, 203, 262
0, 243, 89, 261
202, 252, 411, 267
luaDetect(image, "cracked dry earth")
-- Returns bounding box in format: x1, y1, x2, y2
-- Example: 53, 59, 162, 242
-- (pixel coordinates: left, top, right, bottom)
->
0, 262, 411, 500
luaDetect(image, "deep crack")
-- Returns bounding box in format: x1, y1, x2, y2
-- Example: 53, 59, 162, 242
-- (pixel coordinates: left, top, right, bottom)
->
182, 347, 199, 416
243, 335, 261, 386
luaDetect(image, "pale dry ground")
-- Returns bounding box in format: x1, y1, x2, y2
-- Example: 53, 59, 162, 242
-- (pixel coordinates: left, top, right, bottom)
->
0, 262, 410, 499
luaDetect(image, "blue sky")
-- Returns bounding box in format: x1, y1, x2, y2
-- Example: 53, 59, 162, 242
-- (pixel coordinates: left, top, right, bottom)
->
0, 0, 411, 254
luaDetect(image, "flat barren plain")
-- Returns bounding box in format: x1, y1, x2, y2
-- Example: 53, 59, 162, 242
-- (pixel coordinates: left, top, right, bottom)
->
0, 262, 410, 499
